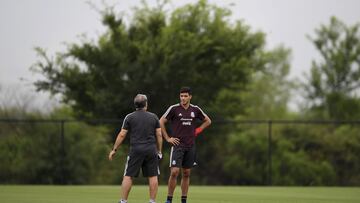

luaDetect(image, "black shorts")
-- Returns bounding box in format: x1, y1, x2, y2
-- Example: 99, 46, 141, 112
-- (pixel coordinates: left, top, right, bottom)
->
123, 144, 159, 177
169, 145, 197, 168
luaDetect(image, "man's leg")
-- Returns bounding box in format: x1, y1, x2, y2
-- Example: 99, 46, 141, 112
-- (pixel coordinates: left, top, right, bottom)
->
148, 176, 158, 202
121, 176, 133, 201
166, 167, 180, 202
180, 168, 191, 203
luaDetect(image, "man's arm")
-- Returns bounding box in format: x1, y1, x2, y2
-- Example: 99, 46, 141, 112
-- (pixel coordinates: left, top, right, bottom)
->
108, 129, 128, 161
160, 117, 180, 146
155, 128, 163, 154
195, 115, 212, 136
200, 115, 212, 130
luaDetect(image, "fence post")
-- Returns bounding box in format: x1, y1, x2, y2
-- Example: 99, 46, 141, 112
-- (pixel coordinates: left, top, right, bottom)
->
60, 120, 65, 184
268, 120, 272, 186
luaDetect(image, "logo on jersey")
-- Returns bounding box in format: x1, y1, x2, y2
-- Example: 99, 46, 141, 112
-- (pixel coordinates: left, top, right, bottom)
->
190, 112, 195, 118
178, 113, 182, 117
181, 118, 192, 126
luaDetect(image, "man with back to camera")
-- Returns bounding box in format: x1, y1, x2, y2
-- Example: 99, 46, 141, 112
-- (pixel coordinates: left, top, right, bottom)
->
109, 94, 163, 203
160, 87, 212, 203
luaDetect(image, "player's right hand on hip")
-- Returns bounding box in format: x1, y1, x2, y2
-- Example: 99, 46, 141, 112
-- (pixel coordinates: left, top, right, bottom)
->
167, 137, 180, 146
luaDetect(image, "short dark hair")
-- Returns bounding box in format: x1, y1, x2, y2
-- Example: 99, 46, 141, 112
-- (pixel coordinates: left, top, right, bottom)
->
180, 86, 192, 95
134, 94, 147, 109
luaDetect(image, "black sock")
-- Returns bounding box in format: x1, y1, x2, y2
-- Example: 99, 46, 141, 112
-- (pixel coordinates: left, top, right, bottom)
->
181, 196, 187, 203
167, 196, 173, 202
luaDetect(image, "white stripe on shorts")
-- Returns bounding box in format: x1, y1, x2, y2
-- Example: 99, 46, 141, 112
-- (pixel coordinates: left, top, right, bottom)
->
123, 155, 130, 176
169, 146, 174, 167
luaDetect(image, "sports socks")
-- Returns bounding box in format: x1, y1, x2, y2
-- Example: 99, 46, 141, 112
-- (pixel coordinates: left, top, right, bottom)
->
166, 196, 173, 202
165, 195, 186, 203
181, 196, 187, 203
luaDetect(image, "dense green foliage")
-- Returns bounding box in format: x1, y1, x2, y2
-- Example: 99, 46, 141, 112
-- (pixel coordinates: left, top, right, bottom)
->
0, 108, 123, 184
1, 108, 359, 185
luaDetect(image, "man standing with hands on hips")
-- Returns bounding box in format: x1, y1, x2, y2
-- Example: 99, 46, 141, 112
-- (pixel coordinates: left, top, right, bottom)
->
109, 94, 163, 203
160, 87, 211, 203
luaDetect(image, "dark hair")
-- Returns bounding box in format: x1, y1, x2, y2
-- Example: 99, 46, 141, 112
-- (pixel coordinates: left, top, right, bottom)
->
134, 94, 147, 109
180, 86, 192, 95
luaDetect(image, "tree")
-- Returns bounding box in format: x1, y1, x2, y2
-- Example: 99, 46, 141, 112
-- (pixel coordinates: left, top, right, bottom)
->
239, 46, 294, 120
303, 17, 360, 120
31, 0, 267, 120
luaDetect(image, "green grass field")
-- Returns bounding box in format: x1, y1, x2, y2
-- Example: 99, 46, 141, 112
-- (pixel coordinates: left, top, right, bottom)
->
0, 185, 359, 203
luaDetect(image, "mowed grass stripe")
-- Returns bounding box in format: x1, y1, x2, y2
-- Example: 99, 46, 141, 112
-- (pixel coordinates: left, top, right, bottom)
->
190, 186, 360, 203
0, 185, 359, 203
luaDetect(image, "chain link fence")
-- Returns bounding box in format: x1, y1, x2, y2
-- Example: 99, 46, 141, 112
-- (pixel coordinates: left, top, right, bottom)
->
1, 118, 359, 185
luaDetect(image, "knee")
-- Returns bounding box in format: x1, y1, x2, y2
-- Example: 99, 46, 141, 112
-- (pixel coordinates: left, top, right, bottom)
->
170, 169, 180, 178
122, 176, 133, 184
182, 170, 191, 178
123, 176, 132, 181
149, 177, 158, 185
149, 176, 158, 182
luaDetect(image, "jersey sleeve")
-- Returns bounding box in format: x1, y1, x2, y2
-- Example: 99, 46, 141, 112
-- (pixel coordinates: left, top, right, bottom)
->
195, 106, 206, 120
154, 114, 160, 128
162, 106, 175, 121
121, 114, 131, 130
